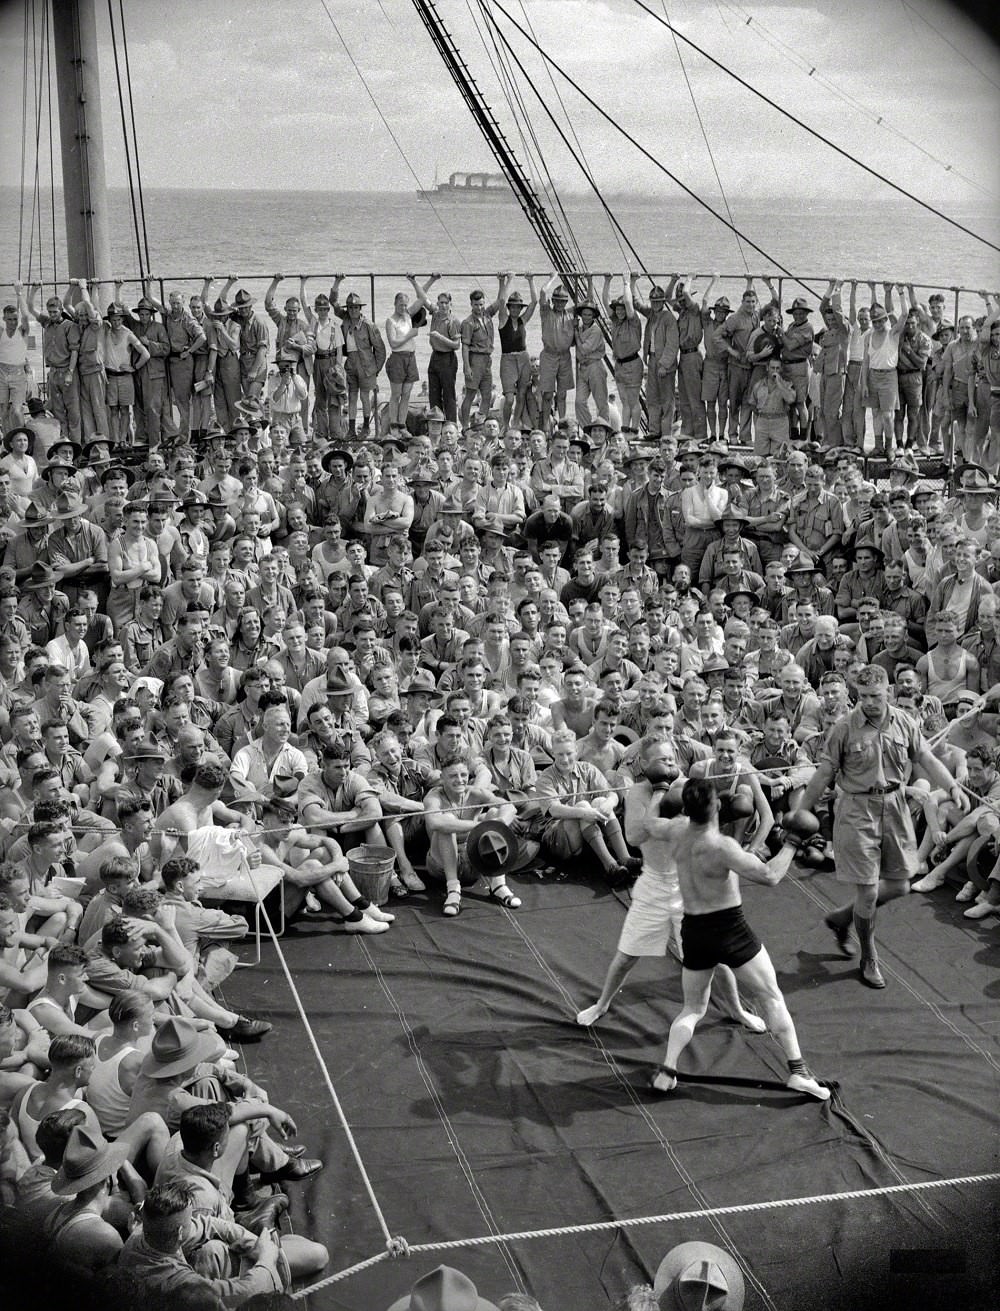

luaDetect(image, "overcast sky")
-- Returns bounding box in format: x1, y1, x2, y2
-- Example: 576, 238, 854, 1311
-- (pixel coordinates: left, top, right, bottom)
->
1, 0, 997, 204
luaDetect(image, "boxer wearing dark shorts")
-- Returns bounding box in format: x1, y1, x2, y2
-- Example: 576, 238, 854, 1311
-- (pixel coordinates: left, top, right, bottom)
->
680, 906, 762, 972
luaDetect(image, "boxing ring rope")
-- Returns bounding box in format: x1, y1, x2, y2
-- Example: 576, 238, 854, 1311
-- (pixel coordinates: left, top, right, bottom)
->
288, 1171, 1000, 1298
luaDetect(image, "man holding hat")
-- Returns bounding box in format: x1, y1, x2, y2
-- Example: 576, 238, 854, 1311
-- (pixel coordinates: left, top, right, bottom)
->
653, 1239, 746, 1311
797, 663, 964, 987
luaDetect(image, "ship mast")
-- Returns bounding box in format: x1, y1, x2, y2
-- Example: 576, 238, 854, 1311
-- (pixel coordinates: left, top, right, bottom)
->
52, 0, 113, 282
409, 0, 591, 304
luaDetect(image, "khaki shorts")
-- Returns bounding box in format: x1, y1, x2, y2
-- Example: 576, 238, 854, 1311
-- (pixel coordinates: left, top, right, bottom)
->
387, 352, 418, 385
867, 368, 899, 412
500, 350, 531, 394
539, 347, 573, 394
106, 373, 135, 407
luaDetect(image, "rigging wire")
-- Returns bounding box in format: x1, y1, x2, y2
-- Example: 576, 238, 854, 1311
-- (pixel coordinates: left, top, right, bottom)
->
899, 0, 1000, 92
482, 4, 649, 276
660, 0, 748, 273
107, 0, 146, 280
318, 0, 483, 286
715, 0, 997, 199
46, 0, 58, 288
628, 0, 999, 249
488, 0, 823, 296
119, 0, 152, 275
18, 0, 29, 280
515, 0, 632, 269
467, 0, 590, 273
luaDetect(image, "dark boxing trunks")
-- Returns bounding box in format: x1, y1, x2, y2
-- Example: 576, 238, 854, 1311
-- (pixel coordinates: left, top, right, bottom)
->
680, 905, 762, 972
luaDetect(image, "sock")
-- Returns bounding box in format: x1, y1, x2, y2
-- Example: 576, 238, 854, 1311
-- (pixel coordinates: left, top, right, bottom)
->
344, 909, 364, 923
349, 895, 371, 910
788, 1058, 808, 1077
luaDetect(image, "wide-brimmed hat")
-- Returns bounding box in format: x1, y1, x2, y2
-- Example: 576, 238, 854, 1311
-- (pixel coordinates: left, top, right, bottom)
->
466, 820, 517, 876
954, 462, 995, 491
133, 296, 157, 314
401, 669, 442, 700
787, 555, 818, 575
48, 439, 82, 464
425, 406, 446, 424
40, 459, 78, 483
124, 737, 168, 761
12, 502, 53, 531
569, 437, 592, 454
786, 297, 811, 314
653, 1241, 746, 1311
49, 489, 89, 520
233, 289, 255, 307
52, 1126, 130, 1197
474, 513, 507, 537
22, 561, 60, 590
712, 296, 731, 311
324, 672, 356, 697
623, 447, 656, 467
505, 291, 526, 306
719, 457, 752, 477
854, 541, 885, 563
319, 447, 354, 474
550, 286, 569, 302
584, 419, 614, 437
719, 506, 748, 522
386, 1265, 500, 1311
890, 450, 921, 479
344, 292, 365, 308
140, 1015, 227, 1079
959, 469, 997, 493
410, 470, 437, 487
103, 301, 127, 318
2, 425, 37, 452
574, 300, 598, 315
440, 495, 468, 514
81, 437, 113, 464
724, 589, 758, 608
101, 463, 135, 486
206, 485, 230, 508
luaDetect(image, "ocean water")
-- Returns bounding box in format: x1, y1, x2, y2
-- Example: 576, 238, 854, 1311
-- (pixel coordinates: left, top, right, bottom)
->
4, 186, 998, 370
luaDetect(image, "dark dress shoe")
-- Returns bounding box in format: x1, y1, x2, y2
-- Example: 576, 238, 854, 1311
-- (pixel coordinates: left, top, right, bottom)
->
258, 1157, 324, 1185
235, 1192, 289, 1232
219, 1016, 272, 1042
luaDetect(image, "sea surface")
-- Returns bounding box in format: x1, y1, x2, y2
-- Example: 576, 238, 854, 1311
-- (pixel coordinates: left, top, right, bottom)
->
4, 186, 998, 366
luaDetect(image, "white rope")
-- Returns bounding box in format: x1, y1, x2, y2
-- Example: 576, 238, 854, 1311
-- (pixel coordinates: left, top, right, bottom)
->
290, 1170, 1000, 1299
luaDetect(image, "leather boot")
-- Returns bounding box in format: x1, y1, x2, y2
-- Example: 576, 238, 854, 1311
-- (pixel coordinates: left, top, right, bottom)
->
852, 910, 886, 988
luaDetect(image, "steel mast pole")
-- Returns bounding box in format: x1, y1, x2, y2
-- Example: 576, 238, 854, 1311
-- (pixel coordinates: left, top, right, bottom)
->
52, 0, 113, 283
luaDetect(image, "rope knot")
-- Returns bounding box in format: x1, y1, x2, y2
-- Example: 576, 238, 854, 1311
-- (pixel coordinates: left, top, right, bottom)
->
387, 1235, 411, 1259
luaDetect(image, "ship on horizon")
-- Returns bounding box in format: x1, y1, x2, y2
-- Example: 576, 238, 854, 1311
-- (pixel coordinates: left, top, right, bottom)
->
417, 169, 514, 200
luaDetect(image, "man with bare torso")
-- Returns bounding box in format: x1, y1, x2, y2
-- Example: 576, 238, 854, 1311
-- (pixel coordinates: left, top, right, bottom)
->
648, 778, 829, 1101
575, 739, 765, 1032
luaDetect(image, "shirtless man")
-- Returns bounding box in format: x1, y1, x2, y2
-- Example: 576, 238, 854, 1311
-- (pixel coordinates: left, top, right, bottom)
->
649, 778, 829, 1100
575, 740, 766, 1032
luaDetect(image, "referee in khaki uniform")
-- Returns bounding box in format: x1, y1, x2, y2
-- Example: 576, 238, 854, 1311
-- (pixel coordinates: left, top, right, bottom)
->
796, 665, 963, 988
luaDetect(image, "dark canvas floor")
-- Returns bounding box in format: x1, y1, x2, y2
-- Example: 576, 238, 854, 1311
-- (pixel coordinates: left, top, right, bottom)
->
227, 867, 1000, 1311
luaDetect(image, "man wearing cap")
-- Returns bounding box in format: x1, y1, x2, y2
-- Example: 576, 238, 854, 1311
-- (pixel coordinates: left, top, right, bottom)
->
600, 271, 644, 436
636, 277, 680, 437
459, 277, 506, 429
797, 663, 963, 987
124, 294, 173, 447
699, 287, 732, 440
18, 563, 71, 647
46, 489, 110, 605
27, 284, 82, 440
780, 294, 815, 441
94, 287, 151, 446
719, 281, 761, 441
225, 285, 269, 404
332, 285, 385, 437
567, 297, 607, 432
498, 276, 537, 429
538, 275, 576, 429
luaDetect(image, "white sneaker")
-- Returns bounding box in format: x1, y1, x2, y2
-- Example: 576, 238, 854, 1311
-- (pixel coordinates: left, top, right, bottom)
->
344, 914, 390, 934
955, 882, 977, 903
786, 1071, 831, 1101
911, 870, 945, 892
364, 904, 395, 923
963, 900, 1000, 920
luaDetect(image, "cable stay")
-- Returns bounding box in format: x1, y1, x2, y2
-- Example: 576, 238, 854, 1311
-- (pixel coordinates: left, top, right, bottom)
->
489, 0, 825, 298
627, 0, 999, 251
899, 0, 1000, 93
318, 0, 484, 287
107, 0, 146, 280
660, 0, 748, 274
717, 0, 997, 199
117, 0, 152, 276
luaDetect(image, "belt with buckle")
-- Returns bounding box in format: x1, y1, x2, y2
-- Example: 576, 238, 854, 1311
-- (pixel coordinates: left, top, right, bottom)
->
680, 347, 700, 354
617, 351, 640, 365
846, 783, 900, 796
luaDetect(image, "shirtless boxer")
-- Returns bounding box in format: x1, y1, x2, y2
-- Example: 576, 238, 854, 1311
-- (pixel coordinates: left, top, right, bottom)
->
650, 778, 829, 1100
575, 739, 765, 1032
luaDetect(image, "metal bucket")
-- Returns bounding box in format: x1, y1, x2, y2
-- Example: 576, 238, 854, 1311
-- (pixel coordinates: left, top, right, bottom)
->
347, 844, 396, 906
